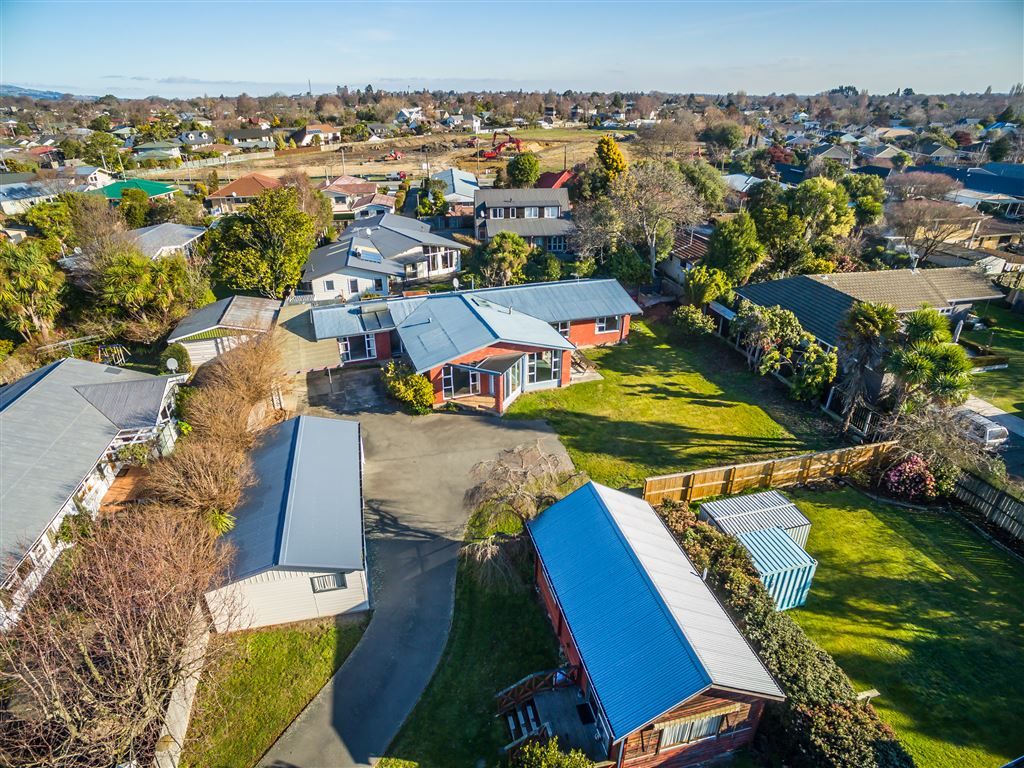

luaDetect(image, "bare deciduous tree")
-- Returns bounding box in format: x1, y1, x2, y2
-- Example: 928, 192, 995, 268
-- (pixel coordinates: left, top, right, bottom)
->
885, 171, 963, 202
461, 441, 584, 591
634, 119, 696, 160
0, 508, 233, 768
610, 161, 705, 280
887, 199, 983, 260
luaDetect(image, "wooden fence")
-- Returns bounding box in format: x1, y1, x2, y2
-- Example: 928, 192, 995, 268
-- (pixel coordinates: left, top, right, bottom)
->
953, 473, 1024, 542
642, 442, 897, 505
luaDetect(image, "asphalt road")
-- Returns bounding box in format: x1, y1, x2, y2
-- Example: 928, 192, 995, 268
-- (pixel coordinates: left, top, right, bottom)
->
260, 372, 566, 767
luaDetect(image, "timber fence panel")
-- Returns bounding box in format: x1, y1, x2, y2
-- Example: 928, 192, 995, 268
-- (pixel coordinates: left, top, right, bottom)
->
953, 473, 1024, 542
642, 442, 897, 505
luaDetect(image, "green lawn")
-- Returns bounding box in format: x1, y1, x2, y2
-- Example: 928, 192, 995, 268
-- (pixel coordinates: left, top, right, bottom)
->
964, 302, 1024, 418
385, 563, 559, 768
181, 615, 368, 768
507, 320, 833, 488
789, 487, 1024, 768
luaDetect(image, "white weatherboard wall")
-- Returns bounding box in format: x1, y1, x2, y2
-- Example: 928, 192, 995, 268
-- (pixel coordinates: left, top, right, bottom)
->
180, 333, 256, 367
206, 567, 369, 632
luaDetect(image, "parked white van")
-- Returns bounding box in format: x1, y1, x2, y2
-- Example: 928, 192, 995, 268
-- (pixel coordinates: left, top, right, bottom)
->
954, 408, 1011, 449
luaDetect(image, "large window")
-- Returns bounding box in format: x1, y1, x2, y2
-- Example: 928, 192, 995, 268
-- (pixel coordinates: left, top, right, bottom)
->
442, 366, 481, 399
659, 714, 724, 748
544, 206, 560, 218
596, 316, 621, 333
341, 334, 377, 362
524, 206, 539, 219
527, 351, 561, 384
490, 207, 504, 219
549, 236, 567, 252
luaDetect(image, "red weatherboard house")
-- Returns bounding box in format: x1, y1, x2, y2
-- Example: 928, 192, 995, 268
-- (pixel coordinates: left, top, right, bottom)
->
505, 483, 785, 766
308, 279, 640, 414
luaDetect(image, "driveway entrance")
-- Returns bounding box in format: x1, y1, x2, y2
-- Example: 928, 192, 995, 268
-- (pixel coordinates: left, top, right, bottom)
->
260, 398, 567, 767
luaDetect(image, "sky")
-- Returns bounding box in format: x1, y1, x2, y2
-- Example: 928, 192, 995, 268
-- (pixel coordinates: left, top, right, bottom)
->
2, 0, 1022, 98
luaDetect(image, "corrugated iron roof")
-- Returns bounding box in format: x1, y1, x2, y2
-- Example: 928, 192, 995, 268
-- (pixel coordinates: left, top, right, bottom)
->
223, 415, 363, 581
700, 490, 810, 537
736, 527, 816, 577
168, 295, 281, 343
529, 483, 784, 742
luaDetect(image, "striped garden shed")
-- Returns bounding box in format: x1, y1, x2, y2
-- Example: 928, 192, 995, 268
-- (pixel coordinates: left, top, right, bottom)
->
736, 528, 817, 611
699, 490, 811, 548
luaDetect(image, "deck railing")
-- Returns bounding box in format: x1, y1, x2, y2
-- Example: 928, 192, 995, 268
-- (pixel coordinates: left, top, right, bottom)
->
496, 665, 579, 713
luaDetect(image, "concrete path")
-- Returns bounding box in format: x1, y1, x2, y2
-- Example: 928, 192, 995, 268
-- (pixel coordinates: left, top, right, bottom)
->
260, 374, 567, 767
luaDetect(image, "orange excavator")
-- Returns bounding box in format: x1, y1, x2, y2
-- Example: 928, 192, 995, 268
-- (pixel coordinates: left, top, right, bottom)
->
479, 131, 523, 159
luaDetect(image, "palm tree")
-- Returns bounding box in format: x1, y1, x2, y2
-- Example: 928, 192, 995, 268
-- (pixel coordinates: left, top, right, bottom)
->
902, 305, 952, 344
0, 240, 65, 342
835, 302, 899, 433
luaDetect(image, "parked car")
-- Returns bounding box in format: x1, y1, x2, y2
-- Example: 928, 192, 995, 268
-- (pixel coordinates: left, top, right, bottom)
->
954, 408, 1011, 449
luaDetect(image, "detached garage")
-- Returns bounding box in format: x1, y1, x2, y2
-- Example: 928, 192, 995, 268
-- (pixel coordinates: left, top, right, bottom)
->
168, 295, 281, 367
699, 490, 812, 548
205, 415, 369, 632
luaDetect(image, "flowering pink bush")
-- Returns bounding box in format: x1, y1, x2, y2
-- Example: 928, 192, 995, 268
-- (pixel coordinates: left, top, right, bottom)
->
882, 456, 937, 502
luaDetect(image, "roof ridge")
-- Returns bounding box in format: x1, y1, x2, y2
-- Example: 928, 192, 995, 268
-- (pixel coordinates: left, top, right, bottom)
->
274, 416, 305, 567
590, 483, 713, 689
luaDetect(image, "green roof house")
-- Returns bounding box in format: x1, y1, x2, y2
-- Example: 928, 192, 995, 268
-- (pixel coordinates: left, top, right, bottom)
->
92, 179, 177, 204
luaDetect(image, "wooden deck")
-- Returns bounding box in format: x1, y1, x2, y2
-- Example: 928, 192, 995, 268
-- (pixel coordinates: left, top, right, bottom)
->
532, 688, 607, 761
99, 467, 148, 516
447, 394, 497, 413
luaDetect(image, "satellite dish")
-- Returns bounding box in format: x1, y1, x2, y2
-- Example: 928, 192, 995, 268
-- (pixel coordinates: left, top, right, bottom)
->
165, 357, 179, 372
452, 277, 460, 291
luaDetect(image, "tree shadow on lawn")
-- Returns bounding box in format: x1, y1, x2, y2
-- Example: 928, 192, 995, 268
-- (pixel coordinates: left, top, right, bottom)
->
794, 503, 1024, 763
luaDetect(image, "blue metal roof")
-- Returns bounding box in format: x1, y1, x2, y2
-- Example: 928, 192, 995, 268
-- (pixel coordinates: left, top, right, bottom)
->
736, 527, 816, 576
465, 279, 642, 324
529, 483, 783, 741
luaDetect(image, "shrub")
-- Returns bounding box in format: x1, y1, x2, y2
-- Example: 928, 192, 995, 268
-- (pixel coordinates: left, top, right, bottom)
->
672, 305, 715, 337
382, 360, 434, 414
979, 314, 998, 328
116, 440, 154, 467
513, 737, 595, 767
160, 342, 193, 374
882, 456, 937, 502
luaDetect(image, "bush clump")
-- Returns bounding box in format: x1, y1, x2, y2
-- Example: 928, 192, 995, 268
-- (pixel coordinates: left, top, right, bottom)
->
382, 360, 435, 414
672, 304, 715, 337
160, 342, 193, 374
882, 456, 937, 502
657, 500, 914, 768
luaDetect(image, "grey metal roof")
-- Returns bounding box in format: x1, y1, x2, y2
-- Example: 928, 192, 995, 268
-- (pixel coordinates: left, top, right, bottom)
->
125, 222, 206, 259
302, 214, 464, 281
168, 295, 281, 343
529, 483, 783, 741
482, 217, 576, 238
223, 415, 364, 581
397, 293, 573, 372
700, 491, 811, 537
475, 188, 570, 208
469, 279, 641, 323
432, 168, 479, 201
311, 303, 397, 339
0, 359, 168, 579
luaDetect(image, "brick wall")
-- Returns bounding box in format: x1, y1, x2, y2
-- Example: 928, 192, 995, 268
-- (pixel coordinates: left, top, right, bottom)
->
566, 314, 632, 348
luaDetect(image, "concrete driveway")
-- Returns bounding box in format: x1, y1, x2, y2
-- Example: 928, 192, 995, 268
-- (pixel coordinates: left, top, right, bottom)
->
260, 372, 567, 767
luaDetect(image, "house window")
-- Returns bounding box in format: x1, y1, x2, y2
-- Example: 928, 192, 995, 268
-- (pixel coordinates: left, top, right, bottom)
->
310, 572, 348, 593
490, 207, 504, 219
527, 351, 559, 384
659, 714, 724, 748
341, 334, 377, 362
549, 236, 567, 252
554, 321, 570, 338
545, 206, 560, 218
348, 279, 360, 294
324, 279, 335, 292
596, 316, 621, 333
524, 206, 539, 219
374, 278, 385, 292
509, 207, 518, 218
